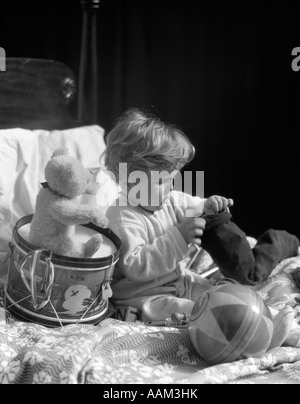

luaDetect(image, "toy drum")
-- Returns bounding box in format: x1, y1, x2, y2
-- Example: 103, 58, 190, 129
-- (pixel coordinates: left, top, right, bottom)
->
5, 215, 121, 327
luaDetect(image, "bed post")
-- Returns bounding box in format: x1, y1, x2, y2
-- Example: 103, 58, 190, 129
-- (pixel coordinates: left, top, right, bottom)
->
78, 0, 100, 125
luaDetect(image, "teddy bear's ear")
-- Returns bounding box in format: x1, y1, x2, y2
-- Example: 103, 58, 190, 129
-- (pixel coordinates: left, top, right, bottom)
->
52, 148, 70, 158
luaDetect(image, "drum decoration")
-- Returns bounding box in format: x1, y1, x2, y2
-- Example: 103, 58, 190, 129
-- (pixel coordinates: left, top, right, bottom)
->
4, 215, 121, 327
189, 283, 274, 365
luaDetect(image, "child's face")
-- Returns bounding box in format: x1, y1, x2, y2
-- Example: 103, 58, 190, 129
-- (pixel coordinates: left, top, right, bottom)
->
138, 170, 178, 213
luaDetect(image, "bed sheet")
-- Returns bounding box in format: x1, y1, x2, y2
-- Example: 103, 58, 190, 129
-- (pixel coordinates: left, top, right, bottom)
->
1, 249, 300, 384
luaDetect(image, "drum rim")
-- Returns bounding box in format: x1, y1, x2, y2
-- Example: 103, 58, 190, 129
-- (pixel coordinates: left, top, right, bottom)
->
13, 215, 121, 268
6, 293, 109, 326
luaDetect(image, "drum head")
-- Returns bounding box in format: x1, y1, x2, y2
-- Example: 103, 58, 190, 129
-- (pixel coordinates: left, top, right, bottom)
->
19, 223, 117, 258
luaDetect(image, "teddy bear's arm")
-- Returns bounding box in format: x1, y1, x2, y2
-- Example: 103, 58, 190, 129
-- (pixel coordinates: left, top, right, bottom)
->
49, 199, 108, 227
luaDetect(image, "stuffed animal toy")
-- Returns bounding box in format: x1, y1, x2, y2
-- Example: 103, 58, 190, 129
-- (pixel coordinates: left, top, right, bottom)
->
185, 211, 300, 351
29, 149, 109, 258
190, 211, 300, 349
199, 211, 299, 285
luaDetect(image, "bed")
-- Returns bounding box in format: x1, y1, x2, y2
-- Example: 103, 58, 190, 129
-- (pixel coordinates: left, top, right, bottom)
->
1, 1, 300, 385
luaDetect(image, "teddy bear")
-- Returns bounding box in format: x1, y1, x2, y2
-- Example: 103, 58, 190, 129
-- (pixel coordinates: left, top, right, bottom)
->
29, 148, 109, 258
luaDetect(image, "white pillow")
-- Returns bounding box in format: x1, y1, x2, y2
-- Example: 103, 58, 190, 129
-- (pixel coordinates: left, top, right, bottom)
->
0, 125, 107, 255
35, 126, 106, 172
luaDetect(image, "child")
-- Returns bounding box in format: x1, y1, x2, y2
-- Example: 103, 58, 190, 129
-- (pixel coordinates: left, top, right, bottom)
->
105, 108, 234, 322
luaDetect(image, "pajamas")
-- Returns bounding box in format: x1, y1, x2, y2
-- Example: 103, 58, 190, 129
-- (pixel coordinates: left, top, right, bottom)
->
106, 191, 208, 321
113, 263, 212, 321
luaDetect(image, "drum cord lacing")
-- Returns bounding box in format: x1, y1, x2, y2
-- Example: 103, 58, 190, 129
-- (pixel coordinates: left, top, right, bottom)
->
4, 243, 117, 327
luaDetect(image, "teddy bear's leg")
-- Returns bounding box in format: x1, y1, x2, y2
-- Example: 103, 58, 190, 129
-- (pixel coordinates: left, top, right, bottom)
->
84, 234, 103, 258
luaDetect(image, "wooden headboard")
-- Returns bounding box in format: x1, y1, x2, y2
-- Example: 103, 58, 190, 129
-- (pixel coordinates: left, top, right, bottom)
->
0, 0, 100, 130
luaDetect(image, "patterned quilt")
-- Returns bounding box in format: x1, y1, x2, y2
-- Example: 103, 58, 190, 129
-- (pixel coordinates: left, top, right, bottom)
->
1, 249, 300, 384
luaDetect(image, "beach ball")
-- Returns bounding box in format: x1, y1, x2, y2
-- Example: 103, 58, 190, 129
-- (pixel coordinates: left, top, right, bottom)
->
189, 283, 274, 365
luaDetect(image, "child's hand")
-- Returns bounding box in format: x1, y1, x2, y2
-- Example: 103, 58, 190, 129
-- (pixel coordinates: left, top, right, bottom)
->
177, 217, 206, 246
204, 195, 234, 215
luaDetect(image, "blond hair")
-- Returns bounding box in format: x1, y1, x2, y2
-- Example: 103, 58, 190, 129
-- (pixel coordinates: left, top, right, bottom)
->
104, 108, 195, 181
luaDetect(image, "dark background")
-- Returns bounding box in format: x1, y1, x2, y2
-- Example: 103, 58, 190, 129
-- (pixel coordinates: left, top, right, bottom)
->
1, 0, 300, 239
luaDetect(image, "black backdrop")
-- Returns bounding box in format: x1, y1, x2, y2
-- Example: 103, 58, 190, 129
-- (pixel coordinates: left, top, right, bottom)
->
1, 0, 300, 238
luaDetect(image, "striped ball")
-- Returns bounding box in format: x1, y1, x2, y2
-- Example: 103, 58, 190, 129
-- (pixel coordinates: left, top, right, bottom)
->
189, 283, 274, 365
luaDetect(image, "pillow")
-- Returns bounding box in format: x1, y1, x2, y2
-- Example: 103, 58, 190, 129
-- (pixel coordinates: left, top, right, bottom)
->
35, 126, 106, 172
0, 125, 107, 256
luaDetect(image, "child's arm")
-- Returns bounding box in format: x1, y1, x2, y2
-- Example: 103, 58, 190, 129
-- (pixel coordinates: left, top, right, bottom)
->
171, 191, 206, 218
108, 208, 189, 282
171, 191, 234, 217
